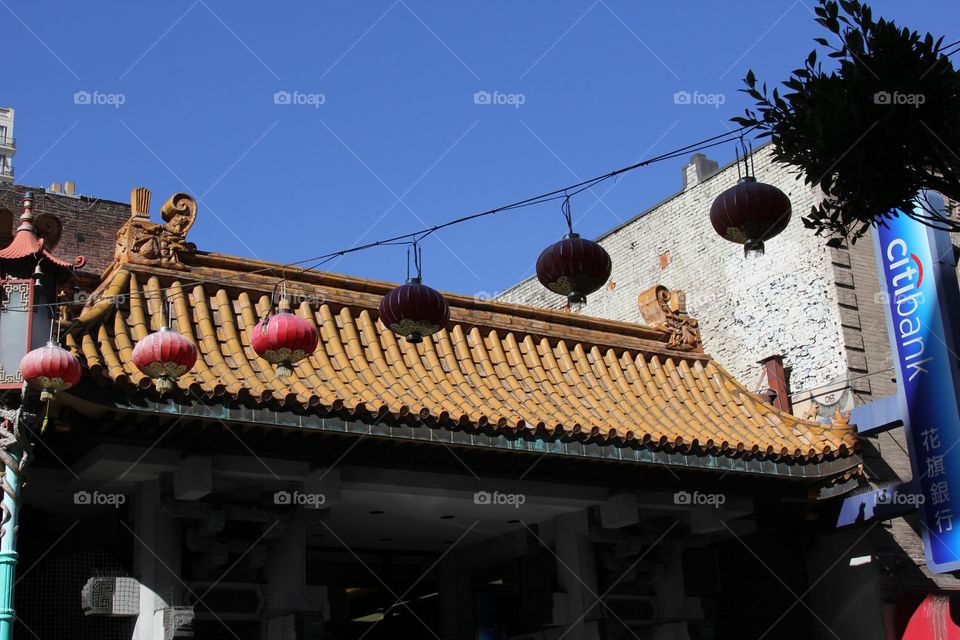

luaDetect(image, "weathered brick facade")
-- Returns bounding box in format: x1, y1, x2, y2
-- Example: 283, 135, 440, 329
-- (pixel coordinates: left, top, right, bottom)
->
501, 143, 960, 599
0, 183, 129, 283
501, 145, 851, 400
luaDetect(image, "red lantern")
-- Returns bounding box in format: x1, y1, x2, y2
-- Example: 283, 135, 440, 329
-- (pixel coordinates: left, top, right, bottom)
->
132, 326, 198, 394
709, 177, 791, 257
20, 342, 82, 401
378, 278, 450, 343
250, 299, 319, 378
536, 233, 612, 306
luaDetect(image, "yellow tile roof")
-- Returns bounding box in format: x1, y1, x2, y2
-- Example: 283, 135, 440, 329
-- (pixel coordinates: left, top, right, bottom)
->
64, 252, 858, 465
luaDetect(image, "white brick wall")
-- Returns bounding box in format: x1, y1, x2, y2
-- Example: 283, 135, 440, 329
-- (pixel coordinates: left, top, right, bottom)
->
499, 145, 848, 396
500, 145, 960, 597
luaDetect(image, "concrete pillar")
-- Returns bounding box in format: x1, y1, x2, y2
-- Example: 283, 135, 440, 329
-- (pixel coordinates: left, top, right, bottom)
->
265, 514, 306, 618
652, 541, 690, 640
555, 510, 600, 640
439, 554, 473, 640
132, 479, 182, 640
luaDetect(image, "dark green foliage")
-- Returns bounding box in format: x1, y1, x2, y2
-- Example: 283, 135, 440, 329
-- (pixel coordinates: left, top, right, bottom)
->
733, 0, 960, 242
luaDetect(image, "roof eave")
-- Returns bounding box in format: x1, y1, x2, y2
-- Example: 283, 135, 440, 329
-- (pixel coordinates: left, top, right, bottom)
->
72, 391, 865, 483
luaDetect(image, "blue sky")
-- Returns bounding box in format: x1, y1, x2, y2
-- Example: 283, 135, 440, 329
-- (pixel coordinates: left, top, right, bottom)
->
5, 1, 958, 296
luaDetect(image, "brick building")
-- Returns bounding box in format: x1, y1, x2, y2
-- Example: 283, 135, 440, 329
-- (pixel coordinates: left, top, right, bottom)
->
501, 143, 960, 622
0, 182, 131, 286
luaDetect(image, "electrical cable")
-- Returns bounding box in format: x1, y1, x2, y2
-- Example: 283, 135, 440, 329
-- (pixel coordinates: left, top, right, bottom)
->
2, 125, 753, 313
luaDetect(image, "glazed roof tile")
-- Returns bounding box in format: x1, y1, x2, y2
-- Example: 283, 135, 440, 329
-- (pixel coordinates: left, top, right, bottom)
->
65, 251, 858, 465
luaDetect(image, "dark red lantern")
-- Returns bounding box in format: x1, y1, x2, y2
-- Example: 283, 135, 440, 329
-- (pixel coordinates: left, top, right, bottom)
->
536, 233, 612, 306
20, 342, 82, 401
378, 277, 450, 343
132, 326, 198, 394
709, 177, 791, 257
250, 299, 319, 378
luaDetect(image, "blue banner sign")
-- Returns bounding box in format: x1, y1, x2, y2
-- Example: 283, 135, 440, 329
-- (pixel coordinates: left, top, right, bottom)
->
873, 192, 960, 573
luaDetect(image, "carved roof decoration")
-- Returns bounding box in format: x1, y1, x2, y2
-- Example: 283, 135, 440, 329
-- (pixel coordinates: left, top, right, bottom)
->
65, 190, 860, 467
638, 285, 702, 352
107, 187, 197, 275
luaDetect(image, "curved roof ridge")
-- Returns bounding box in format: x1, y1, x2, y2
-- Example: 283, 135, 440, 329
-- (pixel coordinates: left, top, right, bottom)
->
63, 259, 860, 465
61, 188, 859, 468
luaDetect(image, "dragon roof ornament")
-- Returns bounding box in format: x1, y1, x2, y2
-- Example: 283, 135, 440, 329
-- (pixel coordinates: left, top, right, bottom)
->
110, 187, 197, 273
638, 285, 703, 352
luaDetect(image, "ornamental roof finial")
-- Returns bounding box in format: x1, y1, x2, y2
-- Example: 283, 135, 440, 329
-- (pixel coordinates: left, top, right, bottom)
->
17, 191, 36, 233
109, 189, 197, 272
130, 187, 152, 219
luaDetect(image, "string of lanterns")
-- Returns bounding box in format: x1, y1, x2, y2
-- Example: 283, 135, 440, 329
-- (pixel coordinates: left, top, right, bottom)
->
7, 126, 755, 319
18, 133, 792, 397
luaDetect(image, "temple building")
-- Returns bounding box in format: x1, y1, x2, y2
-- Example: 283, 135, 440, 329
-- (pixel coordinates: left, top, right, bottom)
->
1, 187, 876, 639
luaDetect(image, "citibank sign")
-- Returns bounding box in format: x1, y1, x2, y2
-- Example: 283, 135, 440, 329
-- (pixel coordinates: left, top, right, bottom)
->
874, 191, 960, 573
885, 239, 931, 381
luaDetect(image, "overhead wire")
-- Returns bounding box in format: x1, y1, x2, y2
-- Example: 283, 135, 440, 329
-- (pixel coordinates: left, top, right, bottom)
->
3, 125, 753, 314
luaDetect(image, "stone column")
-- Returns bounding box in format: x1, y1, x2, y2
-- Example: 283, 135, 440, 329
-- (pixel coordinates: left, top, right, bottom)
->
264, 514, 306, 618
554, 510, 600, 640
132, 479, 182, 640
439, 553, 475, 640
652, 541, 689, 640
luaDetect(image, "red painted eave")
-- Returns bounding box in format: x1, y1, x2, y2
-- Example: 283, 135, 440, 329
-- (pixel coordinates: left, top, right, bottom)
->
0, 227, 85, 270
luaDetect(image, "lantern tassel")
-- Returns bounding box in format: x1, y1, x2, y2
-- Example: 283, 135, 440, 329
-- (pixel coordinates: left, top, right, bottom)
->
155, 377, 174, 395
744, 239, 765, 258
566, 292, 587, 307
40, 398, 52, 434
276, 362, 294, 378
